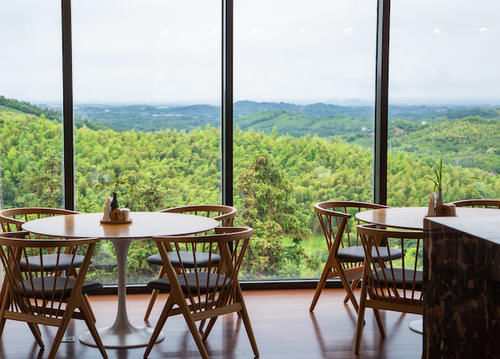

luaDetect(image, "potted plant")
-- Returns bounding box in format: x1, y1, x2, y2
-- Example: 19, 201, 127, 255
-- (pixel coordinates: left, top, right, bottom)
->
95, 174, 133, 221
427, 158, 444, 208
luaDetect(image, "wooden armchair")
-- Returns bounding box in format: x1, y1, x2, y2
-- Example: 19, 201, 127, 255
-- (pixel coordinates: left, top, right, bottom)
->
144, 227, 258, 359
311, 201, 402, 312
144, 204, 237, 321
0, 207, 78, 233
451, 199, 500, 209
0, 207, 97, 322
354, 224, 424, 354
0, 231, 107, 359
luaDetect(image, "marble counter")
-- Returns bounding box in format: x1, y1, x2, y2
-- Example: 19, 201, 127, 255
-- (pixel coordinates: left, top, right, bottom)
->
423, 217, 500, 359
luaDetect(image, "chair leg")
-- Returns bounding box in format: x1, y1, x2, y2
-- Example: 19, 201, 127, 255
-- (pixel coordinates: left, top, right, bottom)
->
343, 278, 361, 304
309, 262, 332, 312
144, 289, 160, 321
236, 286, 259, 358
354, 270, 368, 354
144, 295, 175, 359
335, 262, 359, 311
183, 311, 209, 359
202, 316, 218, 342
80, 298, 108, 359
83, 294, 97, 323
0, 285, 10, 337
373, 309, 386, 338
198, 318, 207, 334
27, 322, 45, 349
48, 306, 75, 359
144, 266, 166, 321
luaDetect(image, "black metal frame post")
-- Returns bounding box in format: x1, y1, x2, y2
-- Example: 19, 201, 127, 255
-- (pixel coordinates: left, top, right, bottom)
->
374, 0, 390, 205
61, 0, 75, 210
222, 0, 234, 206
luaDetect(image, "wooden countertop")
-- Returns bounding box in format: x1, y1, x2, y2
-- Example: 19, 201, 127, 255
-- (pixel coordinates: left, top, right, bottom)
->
425, 216, 500, 246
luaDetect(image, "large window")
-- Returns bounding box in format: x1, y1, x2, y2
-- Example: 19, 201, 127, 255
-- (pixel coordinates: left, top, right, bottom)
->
233, 0, 377, 280
2, 1, 498, 287
72, 0, 221, 284
388, 0, 500, 206
0, 1, 64, 209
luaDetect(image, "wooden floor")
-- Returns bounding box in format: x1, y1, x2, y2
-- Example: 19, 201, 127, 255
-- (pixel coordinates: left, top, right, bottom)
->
0, 289, 422, 358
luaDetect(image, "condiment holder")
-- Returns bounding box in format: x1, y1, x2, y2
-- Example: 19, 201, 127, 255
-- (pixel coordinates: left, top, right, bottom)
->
101, 208, 131, 224
427, 192, 456, 217
101, 195, 132, 224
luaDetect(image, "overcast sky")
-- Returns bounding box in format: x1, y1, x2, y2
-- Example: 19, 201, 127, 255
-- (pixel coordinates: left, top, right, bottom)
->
1, 0, 499, 105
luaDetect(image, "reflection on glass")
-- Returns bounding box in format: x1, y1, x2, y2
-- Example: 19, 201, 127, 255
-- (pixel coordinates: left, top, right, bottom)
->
234, 0, 376, 280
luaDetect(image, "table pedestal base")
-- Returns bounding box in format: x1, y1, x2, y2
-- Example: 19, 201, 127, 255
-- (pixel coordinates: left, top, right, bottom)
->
79, 324, 164, 349
79, 237, 164, 348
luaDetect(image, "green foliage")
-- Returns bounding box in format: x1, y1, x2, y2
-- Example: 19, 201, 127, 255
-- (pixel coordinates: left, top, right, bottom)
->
1, 102, 499, 283
236, 153, 312, 278
390, 116, 500, 173
0, 95, 60, 121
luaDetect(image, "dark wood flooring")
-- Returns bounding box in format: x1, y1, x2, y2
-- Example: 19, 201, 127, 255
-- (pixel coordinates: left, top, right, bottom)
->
0, 289, 422, 358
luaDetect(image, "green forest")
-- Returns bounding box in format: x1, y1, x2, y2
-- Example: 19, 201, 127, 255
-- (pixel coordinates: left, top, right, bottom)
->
1, 96, 499, 283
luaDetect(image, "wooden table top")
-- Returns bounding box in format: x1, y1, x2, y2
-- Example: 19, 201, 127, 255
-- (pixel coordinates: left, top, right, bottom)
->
22, 212, 219, 239
355, 206, 500, 231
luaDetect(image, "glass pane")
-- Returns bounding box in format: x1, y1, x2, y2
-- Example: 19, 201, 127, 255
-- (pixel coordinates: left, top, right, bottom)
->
234, 0, 377, 280
388, 0, 500, 207
73, 0, 221, 284
0, 1, 63, 209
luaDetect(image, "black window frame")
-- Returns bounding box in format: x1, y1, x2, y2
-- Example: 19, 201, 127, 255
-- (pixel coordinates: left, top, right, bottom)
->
59, 0, 390, 290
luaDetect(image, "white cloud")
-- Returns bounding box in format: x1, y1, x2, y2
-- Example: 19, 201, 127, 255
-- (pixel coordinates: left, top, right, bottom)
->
433, 28, 442, 35
478, 27, 488, 32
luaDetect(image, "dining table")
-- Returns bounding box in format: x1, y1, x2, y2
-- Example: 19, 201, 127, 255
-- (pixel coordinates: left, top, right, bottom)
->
355, 206, 500, 334
355, 206, 500, 231
22, 211, 219, 349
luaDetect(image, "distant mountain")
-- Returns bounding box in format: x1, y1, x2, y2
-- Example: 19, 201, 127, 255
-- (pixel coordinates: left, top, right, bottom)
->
0, 95, 112, 131
73, 103, 220, 132
2, 96, 499, 142
0, 95, 60, 121
71, 100, 481, 133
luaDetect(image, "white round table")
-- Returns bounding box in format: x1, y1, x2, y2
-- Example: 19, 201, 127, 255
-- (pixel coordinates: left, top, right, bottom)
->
22, 212, 219, 349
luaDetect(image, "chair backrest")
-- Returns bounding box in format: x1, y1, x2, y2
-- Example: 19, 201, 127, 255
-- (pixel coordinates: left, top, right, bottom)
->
153, 227, 251, 314
451, 199, 500, 209
0, 231, 97, 321
357, 224, 423, 313
0, 207, 78, 233
314, 201, 389, 252
159, 205, 237, 226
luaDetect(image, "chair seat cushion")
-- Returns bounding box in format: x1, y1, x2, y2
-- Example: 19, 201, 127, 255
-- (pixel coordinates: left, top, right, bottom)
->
148, 272, 230, 294
373, 268, 423, 291
338, 246, 403, 262
17, 276, 102, 298
19, 254, 86, 271
146, 251, 221, 268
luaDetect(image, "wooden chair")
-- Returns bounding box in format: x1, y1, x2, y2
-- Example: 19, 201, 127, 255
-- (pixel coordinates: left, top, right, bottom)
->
311, 201, 402, 312
451, 199, 500, 209
0, 207, 78, 233
0, 231, 107, 359
354, 224, 424, 354
144, 204, 237, 321
0, 207, 97, 322
144, 227, 258, 359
